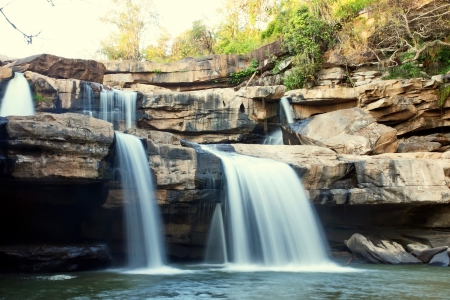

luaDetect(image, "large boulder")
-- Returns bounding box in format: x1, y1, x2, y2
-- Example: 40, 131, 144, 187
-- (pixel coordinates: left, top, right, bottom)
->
282, 108, 398, 155
345, 233, 422, 264
7, 54, 106, 83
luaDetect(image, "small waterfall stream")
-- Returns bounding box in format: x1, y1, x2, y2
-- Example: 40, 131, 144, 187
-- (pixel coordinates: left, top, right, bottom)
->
0, 72, 35, 117
82, 82, 94, 117
115, 132, 166, 272
203, 145, 339, 270
100, 89, 137, 129
262, 97, 293, 145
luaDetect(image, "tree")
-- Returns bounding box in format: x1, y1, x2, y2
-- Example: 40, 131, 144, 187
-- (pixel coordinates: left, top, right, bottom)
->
214, 0, 278, 54
0, 0, 54, 44
99, 0, 157, 60
170, 20, 215, 61
143, 27, 172, 62
368, 0, 450, 65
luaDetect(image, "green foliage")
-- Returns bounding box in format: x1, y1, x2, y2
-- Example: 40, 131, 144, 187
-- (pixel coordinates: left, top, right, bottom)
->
227, 58, 259, 85
439, 85, 450, 107
333, 0, 376, 21
33, 94, 52, 103
263, 5, 333, 89
152, 69, 162, 74
99, 0, 157, 60
382, 63, 422, 80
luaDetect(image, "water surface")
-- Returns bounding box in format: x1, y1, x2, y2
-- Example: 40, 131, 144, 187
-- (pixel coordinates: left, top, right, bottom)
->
1, 264, 449, 299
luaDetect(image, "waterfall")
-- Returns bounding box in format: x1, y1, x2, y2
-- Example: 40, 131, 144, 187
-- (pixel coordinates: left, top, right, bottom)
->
0, 72, 35, 117
204, 203, 228, 264
82, 82, 94, 117
203, 146, 339, 270
100, 89, 136, 129
262, 97, 293, 145
115, 132, 166, 271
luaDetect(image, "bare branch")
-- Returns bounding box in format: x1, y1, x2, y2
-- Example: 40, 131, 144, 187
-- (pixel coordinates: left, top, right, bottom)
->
1, 0, 55, 44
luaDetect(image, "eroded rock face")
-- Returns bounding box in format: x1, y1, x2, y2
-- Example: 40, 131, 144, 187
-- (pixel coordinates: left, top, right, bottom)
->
281, 108, 398, 155
8, 54, 106, 83
3, 113, 114, 179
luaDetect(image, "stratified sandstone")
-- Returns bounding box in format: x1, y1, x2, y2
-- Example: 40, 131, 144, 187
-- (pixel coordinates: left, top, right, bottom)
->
137, 86, 285, 143
3, 113, 114, 179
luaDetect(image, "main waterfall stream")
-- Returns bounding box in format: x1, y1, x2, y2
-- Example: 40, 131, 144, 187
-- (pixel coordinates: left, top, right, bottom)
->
115, 132, 168, 274
203, 145, 341, 271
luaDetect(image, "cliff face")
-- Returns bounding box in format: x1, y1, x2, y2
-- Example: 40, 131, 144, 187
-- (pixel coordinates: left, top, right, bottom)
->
1, 45, 450, 270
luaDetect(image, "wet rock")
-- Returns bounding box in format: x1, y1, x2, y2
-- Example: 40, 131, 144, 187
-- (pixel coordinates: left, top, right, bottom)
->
0, 245, 111, 273
345, 233, 422, 264
417, 246, 448, 263
429, 251, 449, 266
282, 108, 398, 155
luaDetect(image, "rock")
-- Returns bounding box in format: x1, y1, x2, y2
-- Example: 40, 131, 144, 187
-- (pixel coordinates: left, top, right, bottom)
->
406, 243, 430, 257
3, 113, 114, 179
345, 233, 422, 264
0, 66, 13, 80
431, 74, 450, 83
101, 55, 251, 91
8, 54, 105, 83
137, 87, 279, 143
354, 158, 447, 188
417, 246, 448, 263
0, 245, 111, 272
397, 136, 444, 153
429, 251, 450, 266
281, 108, 398, 155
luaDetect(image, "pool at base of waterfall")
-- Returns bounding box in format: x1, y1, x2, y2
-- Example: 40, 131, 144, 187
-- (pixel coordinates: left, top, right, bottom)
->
1, 264, 449, 299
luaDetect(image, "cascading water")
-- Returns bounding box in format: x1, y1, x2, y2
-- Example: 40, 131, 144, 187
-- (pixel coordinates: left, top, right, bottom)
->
0, 72, 35, 117
100, 89, 137, 129
262, 97, 294, 145
203, 146, 340, 271
115, 132, 166, 272
82, 82, 94, 117
204, 203, 228, 264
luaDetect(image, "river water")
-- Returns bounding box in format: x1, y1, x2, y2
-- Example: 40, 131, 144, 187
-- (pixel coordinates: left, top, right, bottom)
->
1, 264, 449, 299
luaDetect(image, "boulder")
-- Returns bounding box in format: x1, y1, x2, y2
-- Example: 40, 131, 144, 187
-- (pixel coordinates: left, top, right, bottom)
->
429, 251, 450, 266
282, 108, 398, 155
417, 246, 448, 263
345, 233, 422, 264
8, 54, 105, 83
0, 245, 111, 272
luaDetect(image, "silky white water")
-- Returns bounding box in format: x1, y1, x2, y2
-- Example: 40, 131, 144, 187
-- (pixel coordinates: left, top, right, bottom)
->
115, 132, 166, 270
262, 97, 294, 145
202, 146, 339, 270
82, 82, 94, 117
204, 203, 228, 264
0, 72, 35, 117
100, 89, 136, 129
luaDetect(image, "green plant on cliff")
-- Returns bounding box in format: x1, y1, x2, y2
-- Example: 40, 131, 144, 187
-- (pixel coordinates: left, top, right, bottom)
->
227, 58, 259, 85
439, 85, 450, 107
262, 4, 333, 90
33, 94, 52, 103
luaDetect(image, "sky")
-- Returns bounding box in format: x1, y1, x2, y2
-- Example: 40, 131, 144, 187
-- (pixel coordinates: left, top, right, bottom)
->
0, 0, 222, 60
